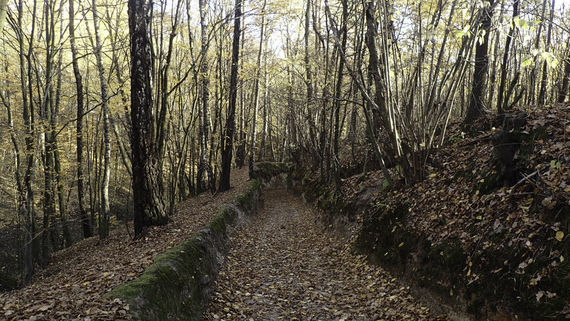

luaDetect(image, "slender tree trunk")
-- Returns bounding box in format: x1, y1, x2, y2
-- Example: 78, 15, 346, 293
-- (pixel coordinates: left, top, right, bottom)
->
464, 0, 495, 124
69, 0, 92, 238
258, 46, 269, 161
304, 0, 317, 151
333, 0, 348, 189
40, 0, 59, 263
528, 0, 548, 105
488, 1, 505, 108
559, 53, 570, 103
129, 0, 167, 238
365, 1, 387, 131
497, 0, 519, 113
249, 0, 266, 178
538, 0, 555, 105
53, 48, 72, 248
219, 0, 242, 191
92, 0, 111, 239
18, 0, 38, 281
198, 0, 214, 193
0, 0, 7, 33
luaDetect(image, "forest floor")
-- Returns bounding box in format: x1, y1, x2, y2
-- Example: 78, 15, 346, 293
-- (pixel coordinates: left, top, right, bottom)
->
203, 188, 448, 321
0, 168, 250, 320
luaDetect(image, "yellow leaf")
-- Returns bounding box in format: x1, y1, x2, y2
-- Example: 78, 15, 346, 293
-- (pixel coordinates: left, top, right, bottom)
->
398, 242, 404, 248
555, 231, 564, 242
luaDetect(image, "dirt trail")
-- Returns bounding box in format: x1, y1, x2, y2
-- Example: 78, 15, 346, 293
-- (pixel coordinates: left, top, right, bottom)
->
204, 188, 448, 321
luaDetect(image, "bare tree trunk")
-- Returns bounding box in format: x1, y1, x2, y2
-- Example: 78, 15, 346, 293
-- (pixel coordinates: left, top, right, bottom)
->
92, 0, 111, 239
365, 1, 387, 131
219, 0, 242, 191
40, 0, 59, 263
497, 0, 519, 113
528, 0, 548, 105
249, 0, 266, 178
488, 1, 505, 109
538, 0, 555, 105
18, 0, 38, 281
197, 0, 214, 193
258, 44, 269, 161
69, 0, 92, 238
332, 0, 348, 189
0, 0, 7, 33
559, 52, 570, 103
53, 47, 72, 248
304, 0, 317, 151
464, 0, 495, 124
129, 0, 167, 238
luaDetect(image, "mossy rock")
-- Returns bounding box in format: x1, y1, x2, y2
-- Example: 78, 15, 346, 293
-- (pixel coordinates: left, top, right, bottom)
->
253, 162, 294, 180
106, 180, 262, 321
105, 229, 220, 320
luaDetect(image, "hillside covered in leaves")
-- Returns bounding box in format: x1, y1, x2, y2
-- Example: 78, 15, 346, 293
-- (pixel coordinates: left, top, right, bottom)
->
298, 103, 569, 319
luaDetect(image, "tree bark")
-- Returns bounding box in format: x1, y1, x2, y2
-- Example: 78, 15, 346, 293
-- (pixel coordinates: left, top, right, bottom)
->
497, 0, 519, 113
538, 0, 555, 105
197, 0, 214, 193
333, 0, 348, 189
129, 0, 167, 238
249, 0, 266, 179
365, 1, 387, 132
0, 0, 7, 33
559, 53, 570, 103
92, 0, 111, 239
17, 0, 38, 282
464, 0, 495, 125
69, 0, 92, 238
219, 0, 242, 191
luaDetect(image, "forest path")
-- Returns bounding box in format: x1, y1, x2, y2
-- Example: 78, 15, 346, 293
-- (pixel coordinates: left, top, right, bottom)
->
203, 188, 448, 321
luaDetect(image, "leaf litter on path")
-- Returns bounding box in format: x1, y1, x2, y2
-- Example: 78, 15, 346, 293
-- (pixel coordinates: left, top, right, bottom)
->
204, 189, 448, 321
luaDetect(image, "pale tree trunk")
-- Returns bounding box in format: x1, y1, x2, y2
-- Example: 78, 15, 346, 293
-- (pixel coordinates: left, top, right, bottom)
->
559, 47, 570, 103
92, 0, 111, 239
0, 0, 7, 33
198, 0, 214, 193
53, 47, 72, 247
248, 0, 266, 179
69, 0, 92, 238
41, 0, 58, 263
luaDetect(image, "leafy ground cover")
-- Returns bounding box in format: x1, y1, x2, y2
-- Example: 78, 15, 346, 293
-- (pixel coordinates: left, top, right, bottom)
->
324, 104, 569, 319
0, 168, 249, 321
204, 188, 448, 321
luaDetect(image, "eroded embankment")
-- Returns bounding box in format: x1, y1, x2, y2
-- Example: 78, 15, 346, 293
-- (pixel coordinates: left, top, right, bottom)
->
281, 105, 569, 321
105, 180, 262, 321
